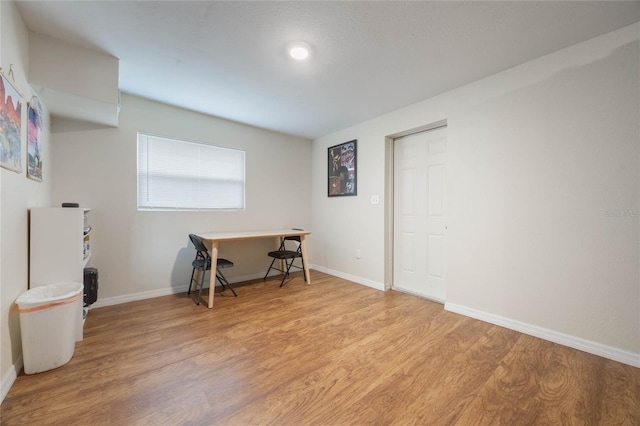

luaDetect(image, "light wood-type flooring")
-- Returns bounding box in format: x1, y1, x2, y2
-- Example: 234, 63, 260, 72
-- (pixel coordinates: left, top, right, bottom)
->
2, 271, 639, 425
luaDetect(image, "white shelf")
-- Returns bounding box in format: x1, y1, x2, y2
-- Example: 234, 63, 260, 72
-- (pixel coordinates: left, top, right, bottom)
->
30, 208, 90, 286
30, 207, 93, 341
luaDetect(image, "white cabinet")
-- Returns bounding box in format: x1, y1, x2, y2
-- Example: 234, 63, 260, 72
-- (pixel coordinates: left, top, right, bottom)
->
30, 207, 91, 341
29, 207, 91, 288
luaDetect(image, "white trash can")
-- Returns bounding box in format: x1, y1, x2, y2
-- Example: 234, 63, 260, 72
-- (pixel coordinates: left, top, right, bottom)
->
16, 282, 84, 374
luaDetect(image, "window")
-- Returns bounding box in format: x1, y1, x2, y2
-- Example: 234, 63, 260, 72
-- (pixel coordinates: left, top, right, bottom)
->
137, 133, 245, 210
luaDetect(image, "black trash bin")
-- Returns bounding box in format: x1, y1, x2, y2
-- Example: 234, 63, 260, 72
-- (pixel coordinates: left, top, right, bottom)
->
83, 267, 98, 306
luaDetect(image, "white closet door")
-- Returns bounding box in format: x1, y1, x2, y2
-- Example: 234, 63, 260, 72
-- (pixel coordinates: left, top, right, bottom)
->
393, 126, 447, 302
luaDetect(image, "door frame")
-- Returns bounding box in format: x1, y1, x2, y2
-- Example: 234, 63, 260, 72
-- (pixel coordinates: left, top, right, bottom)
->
384, 119, 448, 292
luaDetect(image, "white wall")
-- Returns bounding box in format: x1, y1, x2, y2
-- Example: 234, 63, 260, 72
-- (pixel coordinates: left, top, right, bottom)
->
0, 1, 52, 402
29, 33, 119, 106
311, 24, 639, 365
52, 94, 311, 304
29, 33, 120, 127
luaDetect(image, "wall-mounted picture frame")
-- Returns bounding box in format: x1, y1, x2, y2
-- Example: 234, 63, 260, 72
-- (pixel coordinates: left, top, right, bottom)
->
27, 97, 43, 181
0, 72, 23, 173
328, 139, 357, 197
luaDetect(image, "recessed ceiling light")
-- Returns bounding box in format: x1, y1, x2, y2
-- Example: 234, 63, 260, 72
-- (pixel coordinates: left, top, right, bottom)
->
288, 41, 311, 61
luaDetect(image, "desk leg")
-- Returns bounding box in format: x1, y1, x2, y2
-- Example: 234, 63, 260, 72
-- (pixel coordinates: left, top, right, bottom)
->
208, 241, 219, 309
300, 235, 311, 285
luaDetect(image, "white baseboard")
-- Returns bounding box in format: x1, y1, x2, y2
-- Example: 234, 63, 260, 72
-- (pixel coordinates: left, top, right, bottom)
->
1, 355, 22, 405
445, 302, 640, 368
93, 267, 385, 309
309, 264, 386, 291
91, 271, 269, 309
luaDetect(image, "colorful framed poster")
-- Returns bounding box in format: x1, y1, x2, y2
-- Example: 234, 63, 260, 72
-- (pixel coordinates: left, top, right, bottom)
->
27, 98, 43, 181
0, 72, 23, 173
328, 139, 357, 197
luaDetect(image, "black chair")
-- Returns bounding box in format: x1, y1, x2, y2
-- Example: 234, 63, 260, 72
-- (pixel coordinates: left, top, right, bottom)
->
188, 233, 237, 304
263, 232, 306, 287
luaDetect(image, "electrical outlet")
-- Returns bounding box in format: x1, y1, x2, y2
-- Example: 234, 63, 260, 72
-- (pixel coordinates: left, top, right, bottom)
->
356, 249, 361, 259
371, 195, 379, 205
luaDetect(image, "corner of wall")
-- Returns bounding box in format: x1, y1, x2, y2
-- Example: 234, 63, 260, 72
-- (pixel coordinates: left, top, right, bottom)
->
1, 356, 22, 404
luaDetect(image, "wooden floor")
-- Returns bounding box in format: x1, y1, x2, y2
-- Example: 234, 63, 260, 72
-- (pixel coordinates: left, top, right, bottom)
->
2, 271, 639, 425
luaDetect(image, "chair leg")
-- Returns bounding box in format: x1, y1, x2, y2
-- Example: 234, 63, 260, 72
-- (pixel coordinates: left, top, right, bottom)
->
196, 268, 206, 305
188, 267, 196, 294
278, 269, 287, 287
263, 257, 277, 281
217, 269, 237, 297
279, 258, 296, 287
217, 272, 227, 291
301, 255, 306, 283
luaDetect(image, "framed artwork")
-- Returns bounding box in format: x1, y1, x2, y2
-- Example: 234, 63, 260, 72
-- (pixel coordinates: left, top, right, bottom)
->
27, 97, 43, 181
0, 72, 23, 173
328, 139, 357, 197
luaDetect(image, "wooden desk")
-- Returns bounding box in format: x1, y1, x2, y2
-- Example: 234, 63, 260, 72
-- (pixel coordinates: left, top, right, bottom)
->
197, 229, 311, 308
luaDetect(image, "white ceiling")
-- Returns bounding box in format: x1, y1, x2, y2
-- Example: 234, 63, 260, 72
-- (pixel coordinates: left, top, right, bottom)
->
15, 1, 640, 139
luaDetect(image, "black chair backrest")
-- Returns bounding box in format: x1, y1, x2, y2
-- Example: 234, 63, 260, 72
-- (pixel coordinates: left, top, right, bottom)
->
284, 228, 303, 244
189, 234, 209, 254
281, 236, 301, 254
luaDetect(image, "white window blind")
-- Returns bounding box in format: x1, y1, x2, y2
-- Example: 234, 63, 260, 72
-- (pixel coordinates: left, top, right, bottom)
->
137, 133, 245, 210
